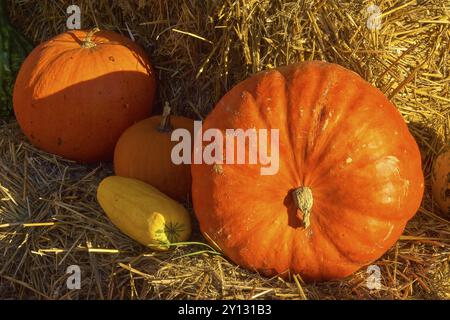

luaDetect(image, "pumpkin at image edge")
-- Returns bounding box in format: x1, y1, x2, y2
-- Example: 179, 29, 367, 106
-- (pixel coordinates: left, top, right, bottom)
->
13, 28, 156, 162
191, 60, 424, 281
431, 146, 450, 216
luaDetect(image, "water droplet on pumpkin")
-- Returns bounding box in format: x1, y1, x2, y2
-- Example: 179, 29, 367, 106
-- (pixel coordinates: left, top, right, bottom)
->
346, 157, 353, 164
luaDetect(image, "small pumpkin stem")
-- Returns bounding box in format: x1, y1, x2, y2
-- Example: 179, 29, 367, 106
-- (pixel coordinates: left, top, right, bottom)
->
158, 102, 173, 132
81, 27, 100, 48
292, 187, 313, 229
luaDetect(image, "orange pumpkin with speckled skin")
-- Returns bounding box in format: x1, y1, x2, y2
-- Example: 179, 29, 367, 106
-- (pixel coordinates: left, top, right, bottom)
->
13, 29, 155, 162
191, 61, 424, 281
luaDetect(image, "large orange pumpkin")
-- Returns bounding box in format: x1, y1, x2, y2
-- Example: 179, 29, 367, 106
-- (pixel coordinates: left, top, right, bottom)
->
191, 61, 424, 281
13, 29, 156, 162
114, 105, 194, 201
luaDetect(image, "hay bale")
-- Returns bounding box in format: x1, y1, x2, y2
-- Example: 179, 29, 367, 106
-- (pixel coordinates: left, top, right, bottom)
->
1, 0, 448, 299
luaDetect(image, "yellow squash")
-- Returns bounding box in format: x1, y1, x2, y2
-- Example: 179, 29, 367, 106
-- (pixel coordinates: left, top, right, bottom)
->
97, 176, 192, 250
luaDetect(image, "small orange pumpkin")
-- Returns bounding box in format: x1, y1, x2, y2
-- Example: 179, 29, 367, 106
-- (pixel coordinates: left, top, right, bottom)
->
431, 146, 450, 215
114, 104, 194, 201
13, 28, 156, 162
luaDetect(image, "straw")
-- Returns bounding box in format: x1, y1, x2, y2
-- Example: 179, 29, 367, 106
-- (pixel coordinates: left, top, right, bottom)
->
1, 0, 448, 299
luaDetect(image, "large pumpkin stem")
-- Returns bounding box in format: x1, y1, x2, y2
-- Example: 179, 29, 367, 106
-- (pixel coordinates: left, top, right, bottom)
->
81, 27, 100, 48
292, 187, 313, 229
158, 102, 173, 132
